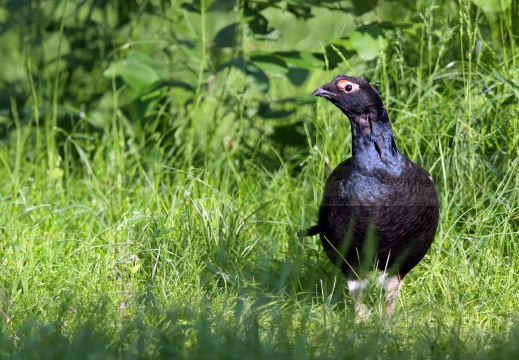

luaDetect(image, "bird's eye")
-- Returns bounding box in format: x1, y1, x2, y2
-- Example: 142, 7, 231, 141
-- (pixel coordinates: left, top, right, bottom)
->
337, 79, 359, 93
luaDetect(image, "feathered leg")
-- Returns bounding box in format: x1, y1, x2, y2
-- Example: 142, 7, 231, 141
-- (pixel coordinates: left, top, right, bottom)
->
378, 273, 402, 318
347, 278, 370, 321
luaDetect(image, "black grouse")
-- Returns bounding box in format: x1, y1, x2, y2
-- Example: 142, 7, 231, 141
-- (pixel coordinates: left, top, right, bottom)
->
302, 75, 439, 318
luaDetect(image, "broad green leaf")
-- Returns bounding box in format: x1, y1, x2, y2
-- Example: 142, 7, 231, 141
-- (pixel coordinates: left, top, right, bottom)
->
214, 23, 238, 49
216, 57, 269, 92
104, 58, 159, 90
286, 67, 309, 86
471, 0, 511, 13
181, 0, 211, 13
257, 103, 295, 119
250, 54, 288, 76
274, 51, 325, 69
351, 0, 379, 15
217, 57, 246, 73
343, 24, 388, 61
244, 8, 279, 40
245, 63, 269, 93
286, 3, 313, 19
127, 49, 166, 67
324, 44, 355, 69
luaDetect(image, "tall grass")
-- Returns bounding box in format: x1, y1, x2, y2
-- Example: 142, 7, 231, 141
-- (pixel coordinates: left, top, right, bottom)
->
0, 0, 519, 358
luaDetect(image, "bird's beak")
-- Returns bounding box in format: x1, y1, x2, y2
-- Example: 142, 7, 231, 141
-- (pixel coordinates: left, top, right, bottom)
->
312, 86, 335, 98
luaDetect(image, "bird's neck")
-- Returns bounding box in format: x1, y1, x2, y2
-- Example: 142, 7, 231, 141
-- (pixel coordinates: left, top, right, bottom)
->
348, 107, 402, 168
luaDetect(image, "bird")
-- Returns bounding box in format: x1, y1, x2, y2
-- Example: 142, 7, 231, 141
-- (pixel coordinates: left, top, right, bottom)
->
300, 75, 439, 318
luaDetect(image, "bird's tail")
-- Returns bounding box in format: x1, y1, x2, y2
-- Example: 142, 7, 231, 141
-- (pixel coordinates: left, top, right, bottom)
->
297, 225, 319, 238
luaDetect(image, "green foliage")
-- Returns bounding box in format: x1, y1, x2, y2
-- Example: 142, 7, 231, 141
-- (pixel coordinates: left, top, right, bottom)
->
0, 0, 519, 358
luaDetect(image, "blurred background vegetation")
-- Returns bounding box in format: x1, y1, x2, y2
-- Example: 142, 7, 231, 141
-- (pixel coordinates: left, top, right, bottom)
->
1, 0, 515, 170
1, 0, 519, 358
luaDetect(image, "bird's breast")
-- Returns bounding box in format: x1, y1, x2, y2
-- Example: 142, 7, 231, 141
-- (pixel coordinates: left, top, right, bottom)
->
322, 164, 437, 209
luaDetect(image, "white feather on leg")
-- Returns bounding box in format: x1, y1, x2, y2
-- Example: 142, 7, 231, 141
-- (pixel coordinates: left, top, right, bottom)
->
347, 278, 370, 321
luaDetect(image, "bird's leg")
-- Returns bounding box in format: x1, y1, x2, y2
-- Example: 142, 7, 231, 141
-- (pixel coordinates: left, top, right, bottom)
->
347, 278, 370, 321
378, 273, 402, 318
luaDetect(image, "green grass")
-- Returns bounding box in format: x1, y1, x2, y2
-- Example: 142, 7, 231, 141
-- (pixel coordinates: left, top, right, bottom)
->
1, 0, 519, 358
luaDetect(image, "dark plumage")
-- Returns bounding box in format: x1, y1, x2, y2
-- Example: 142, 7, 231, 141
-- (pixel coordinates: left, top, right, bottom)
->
302, 75, 439, 317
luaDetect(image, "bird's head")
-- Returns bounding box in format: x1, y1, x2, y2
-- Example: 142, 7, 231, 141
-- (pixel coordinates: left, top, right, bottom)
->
312, 75, 385, 119
313, 75, 399, 159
